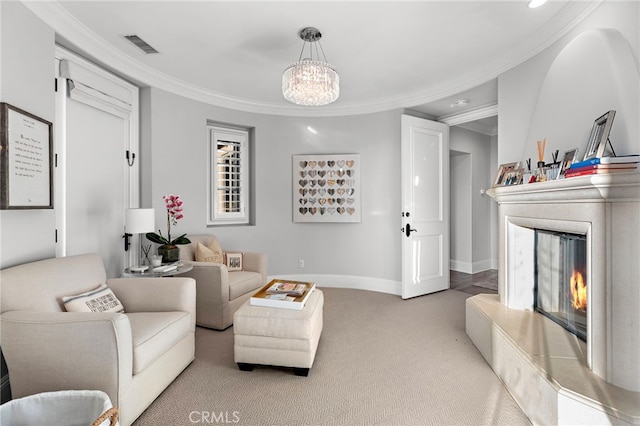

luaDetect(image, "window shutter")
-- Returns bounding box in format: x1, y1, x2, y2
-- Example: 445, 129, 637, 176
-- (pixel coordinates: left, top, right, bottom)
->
208, 126, 249, 225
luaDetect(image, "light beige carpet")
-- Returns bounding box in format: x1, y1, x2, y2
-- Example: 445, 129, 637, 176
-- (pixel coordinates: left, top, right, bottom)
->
133, 288, 530, 425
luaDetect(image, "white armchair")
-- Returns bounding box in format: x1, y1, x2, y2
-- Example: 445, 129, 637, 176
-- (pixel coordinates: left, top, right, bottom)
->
179, 234, 267, 330
0, 253, 195, 426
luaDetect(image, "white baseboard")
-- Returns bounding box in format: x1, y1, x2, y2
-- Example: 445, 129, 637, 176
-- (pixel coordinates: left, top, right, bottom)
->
450, 259, 473, 274
450, 259, 495, 274
268, 274, 402, 296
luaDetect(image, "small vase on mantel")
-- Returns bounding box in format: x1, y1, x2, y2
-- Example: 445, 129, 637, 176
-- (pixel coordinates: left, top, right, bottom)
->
157, 244, 180, 263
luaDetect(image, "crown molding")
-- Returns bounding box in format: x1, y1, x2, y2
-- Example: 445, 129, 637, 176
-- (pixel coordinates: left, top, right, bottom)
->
456, 121, 498, 137
25, 1, 603, 117
438, 103, 498, 126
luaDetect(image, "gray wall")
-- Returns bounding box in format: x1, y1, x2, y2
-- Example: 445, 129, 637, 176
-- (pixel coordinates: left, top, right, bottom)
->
143, 88, 403, 283
1, 1, 638, 286
499, 1, 639, 165
449, 127, 495, 273
0, 2, 56, 269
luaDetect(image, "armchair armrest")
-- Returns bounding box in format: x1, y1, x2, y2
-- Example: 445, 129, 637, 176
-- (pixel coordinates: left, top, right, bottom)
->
180, 262, 229, 310
0, 311, 132, 404
236, 252, 268, 283
107, 277, 196, 315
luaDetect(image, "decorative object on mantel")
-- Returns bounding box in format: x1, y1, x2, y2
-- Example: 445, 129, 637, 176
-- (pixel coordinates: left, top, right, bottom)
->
146, 194, 191, 263
582, 110, 616, 161
282, 27, 339, 106
293, 154, 361, 223
492, 162, 521, 187
536, 138, 546, 169
565, 154, 638, 178
558, 148, 579, 179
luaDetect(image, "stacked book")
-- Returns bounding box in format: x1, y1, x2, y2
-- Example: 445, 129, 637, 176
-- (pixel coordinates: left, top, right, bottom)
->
565, 155, 638, 178
250, 279, 315, 310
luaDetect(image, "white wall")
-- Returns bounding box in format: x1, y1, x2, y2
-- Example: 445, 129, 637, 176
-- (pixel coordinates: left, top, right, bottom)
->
449, 127, 495, 273
143, 88, 404, 285
450, 151, 471, 270
0, 2, 56, 269
499, 1, 640, 165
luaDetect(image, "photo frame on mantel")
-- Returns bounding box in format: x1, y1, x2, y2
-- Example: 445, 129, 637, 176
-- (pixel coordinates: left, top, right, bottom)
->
492, 162, 519, 187
559, 148, 579, 179
293, 154, 361, 223
0, 103, 53, 209
583, 110, 616, 161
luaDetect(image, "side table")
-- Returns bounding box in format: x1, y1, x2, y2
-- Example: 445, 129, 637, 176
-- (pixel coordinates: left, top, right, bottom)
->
122, 262, 193, 278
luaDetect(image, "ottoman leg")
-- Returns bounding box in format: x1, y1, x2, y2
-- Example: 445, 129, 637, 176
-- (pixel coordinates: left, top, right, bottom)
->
237, 363, 254, 372
294, 368, 310, 377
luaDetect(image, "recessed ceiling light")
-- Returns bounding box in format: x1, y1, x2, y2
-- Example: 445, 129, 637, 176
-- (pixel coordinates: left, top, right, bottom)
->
528, 0, 547, 8
450, 99, 470, 108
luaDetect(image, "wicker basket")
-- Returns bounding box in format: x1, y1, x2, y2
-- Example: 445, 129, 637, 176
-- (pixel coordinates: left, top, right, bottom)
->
0, 390, 118, 425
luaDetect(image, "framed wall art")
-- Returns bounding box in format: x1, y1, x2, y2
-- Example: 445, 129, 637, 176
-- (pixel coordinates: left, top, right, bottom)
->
0, 103, 53, 209
293, 154, 361, 223
583, 110, 616, 161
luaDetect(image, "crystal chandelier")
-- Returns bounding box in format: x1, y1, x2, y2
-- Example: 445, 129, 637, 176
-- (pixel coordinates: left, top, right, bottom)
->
282, 27, 339, 106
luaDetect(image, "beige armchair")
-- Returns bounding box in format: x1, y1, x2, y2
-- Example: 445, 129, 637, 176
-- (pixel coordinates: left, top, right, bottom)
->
179, 234, 267, 330
0, 253, 196, 426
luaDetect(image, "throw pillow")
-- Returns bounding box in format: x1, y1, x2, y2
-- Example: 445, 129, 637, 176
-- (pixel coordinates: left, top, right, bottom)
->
225, 252, 243, 271
195, 239, 224, 263
62, 283, 125, 313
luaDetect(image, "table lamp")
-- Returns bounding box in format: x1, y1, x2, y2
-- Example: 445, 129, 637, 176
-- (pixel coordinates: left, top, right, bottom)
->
124, 208, 155, 252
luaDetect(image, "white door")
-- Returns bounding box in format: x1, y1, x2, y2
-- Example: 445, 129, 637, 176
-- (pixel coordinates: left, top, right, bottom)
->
401, 115, 450, 299
54, 48, 139, 278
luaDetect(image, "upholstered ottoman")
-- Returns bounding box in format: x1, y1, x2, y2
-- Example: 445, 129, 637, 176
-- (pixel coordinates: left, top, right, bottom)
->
233, 289, 323, 376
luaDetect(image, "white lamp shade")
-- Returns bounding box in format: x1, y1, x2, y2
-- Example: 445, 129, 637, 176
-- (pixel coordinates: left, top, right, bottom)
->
125, 208, 155, 234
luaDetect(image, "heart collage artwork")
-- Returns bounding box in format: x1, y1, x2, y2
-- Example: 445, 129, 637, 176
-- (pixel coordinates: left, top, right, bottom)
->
293, 154, 361, 223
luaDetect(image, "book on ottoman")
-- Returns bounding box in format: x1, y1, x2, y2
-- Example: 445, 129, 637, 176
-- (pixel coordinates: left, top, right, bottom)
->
250, 279, 315, 310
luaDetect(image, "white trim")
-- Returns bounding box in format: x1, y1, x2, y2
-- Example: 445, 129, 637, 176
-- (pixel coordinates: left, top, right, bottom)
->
54, 46, 140, 267
438, 103, 498, 126
449, 259, 473, 274
24, 1, 602, 117
207, 126, 250, 226
269, 274, 402, 296
450, 259, 495, 275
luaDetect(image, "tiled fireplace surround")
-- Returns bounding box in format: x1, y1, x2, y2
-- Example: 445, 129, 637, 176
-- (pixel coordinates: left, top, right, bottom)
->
466, 172, 640, 425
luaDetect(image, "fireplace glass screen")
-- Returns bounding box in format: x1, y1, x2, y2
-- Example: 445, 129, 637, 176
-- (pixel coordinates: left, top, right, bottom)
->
534, 230, 587, 341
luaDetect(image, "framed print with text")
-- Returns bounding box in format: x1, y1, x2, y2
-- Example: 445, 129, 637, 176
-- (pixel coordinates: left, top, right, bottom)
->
0, 103, 53, 209
293, 154, 361, 223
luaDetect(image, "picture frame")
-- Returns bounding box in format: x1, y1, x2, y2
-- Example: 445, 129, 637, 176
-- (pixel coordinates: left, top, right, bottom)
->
0, 103, 53, 209
558, 148, 579, 179
582, 110, 615, 161
492, 162, 519, 187
503, 168, 524, 186
225, 252, 243, 272
293, 154, 361, 223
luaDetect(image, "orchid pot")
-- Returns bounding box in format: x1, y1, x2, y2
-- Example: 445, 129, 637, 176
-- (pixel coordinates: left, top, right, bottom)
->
146, 194, 190, 263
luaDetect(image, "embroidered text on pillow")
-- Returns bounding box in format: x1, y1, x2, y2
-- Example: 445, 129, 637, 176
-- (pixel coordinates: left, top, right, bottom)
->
62, 283, 125, 313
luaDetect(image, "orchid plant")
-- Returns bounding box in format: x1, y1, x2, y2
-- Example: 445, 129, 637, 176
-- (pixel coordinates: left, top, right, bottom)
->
146, 194, 191, 246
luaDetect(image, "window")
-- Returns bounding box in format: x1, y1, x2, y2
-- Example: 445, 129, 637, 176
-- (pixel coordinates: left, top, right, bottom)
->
207, 125, 250, 225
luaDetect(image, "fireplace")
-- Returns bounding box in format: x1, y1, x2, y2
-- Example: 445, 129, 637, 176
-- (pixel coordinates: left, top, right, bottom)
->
466, 173, 640, 424
534, 229, 587, 341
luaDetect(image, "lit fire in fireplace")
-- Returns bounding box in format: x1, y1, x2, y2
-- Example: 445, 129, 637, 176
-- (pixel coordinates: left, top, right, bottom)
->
570, 270, 587, 311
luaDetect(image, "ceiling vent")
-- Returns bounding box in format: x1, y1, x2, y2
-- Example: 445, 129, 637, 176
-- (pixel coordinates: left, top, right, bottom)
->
123, 35, 159, 54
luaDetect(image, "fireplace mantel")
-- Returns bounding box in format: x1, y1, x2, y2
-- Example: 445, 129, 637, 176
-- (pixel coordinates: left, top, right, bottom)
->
467, 171, 640, 424
487, 171, 640, 203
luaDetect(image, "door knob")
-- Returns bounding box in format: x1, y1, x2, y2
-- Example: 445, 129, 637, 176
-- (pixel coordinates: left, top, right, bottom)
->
404, 223, 417, 237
